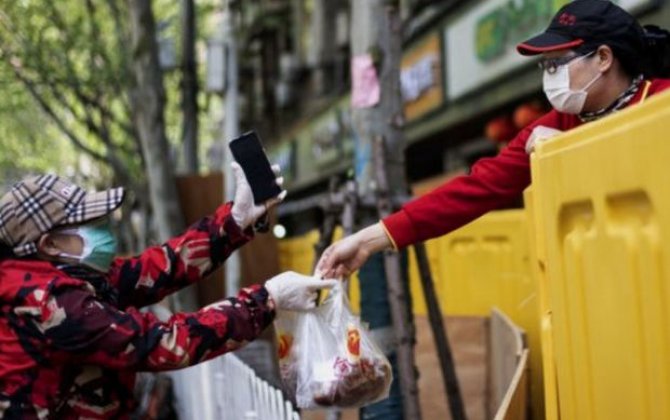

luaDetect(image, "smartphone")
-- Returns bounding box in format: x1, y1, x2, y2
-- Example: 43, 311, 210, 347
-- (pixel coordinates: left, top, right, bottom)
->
229, 131, 282, 205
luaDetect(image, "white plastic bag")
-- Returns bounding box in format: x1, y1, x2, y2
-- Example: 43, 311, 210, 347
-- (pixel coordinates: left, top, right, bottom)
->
274, 282, 393, 409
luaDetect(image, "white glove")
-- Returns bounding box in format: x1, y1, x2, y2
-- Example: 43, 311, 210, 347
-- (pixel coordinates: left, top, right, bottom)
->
231, 161, 287, 229
525, 125, 563, 154
265, 271, 338, 311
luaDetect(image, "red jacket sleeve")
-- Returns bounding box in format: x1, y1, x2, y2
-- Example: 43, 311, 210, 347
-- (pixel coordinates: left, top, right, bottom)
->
107, 203, 253, 309
382, 78, 670, 249
33, 282, 275, 371
382, 111, 562, 248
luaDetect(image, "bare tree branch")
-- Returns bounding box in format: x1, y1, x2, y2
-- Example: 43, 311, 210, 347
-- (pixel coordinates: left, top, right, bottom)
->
42, 2, 138, 147
104, 0, 135, 118
9, 63, 107, 163
0, 27, 139, 191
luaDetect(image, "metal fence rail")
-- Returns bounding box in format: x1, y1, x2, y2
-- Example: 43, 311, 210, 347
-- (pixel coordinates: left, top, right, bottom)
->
171, 354, 300, 420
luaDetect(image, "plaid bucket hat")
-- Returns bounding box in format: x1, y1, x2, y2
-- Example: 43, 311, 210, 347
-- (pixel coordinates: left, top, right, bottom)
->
0, 174, 125, 256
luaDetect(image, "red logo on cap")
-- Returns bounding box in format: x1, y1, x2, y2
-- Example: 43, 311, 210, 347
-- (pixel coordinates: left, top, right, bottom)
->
558, 13, 577, 26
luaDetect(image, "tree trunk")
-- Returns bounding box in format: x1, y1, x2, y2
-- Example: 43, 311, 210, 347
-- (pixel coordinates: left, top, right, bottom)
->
311, 0, 337, 95
181, 0, 199, 173
222, 3, 242, 297
350, 1, 406, 199
127, 0, 196, 311
351, 1, 421, 419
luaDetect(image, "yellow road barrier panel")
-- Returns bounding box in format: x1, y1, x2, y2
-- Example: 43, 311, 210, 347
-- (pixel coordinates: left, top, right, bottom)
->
531, 90, 670, 420
525, 187, 556, 420
417, 209, 543, 420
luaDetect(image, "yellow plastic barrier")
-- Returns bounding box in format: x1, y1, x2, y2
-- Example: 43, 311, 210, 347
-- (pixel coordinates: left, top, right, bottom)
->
412, 209, 543, 420
524, 187, 558, 420
277, 230, 319, 276
420, 211, 532, 318
530, 90, 670, 420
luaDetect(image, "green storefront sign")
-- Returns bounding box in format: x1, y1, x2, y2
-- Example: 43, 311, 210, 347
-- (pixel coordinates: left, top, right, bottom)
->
476, 0, 570, 62
474, 0, 641, 63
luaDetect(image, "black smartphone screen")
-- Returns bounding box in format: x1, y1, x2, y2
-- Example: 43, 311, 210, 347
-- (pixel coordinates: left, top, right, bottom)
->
229, 131, 282, 205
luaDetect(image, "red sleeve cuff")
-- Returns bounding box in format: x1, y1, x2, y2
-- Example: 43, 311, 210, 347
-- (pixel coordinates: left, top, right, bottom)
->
214, 202, 255, 245
381, 210, 419, 250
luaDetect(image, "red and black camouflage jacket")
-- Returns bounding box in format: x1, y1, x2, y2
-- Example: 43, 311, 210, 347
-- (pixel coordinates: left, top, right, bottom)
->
0, 202, 276, 419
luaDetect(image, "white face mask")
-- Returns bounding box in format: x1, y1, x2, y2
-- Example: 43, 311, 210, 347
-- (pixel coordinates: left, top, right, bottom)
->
543, 53, 602, 114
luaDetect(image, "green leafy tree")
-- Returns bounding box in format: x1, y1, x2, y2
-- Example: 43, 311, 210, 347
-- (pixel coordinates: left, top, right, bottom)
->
0, 1, 144, 186
0, 63, 78, 186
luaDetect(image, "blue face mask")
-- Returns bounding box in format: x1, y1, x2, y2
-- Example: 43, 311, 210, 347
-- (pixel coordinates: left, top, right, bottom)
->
60, 222, 118, 272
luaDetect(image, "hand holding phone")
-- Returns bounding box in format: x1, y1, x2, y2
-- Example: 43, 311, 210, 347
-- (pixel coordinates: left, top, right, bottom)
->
229, 131, 286, 231
229, 131, 283, 204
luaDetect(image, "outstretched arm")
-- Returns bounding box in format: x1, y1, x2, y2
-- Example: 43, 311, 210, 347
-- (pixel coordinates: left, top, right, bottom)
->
108, 203, 253, 309
316, 112, 557, 278
109, 162, 286, 309
33, 273, 336, 371
36, 283, 275, 371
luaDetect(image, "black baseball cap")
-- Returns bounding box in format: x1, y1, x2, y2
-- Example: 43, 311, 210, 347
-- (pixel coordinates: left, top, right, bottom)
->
517, 0, 645, 56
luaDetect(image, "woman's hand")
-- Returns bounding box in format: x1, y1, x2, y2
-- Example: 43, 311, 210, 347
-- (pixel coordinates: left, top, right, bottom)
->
231, 162, 287, 230
316, 223, 392, 278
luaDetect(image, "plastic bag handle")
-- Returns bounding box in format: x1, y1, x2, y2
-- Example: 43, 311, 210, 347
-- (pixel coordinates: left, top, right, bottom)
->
320, 280, 346, 327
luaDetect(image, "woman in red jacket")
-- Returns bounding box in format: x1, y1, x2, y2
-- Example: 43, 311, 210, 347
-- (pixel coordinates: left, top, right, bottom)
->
318, 0, 670, 278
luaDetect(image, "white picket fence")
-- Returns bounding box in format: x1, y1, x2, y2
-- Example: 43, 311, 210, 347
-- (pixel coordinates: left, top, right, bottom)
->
170, 353, 300, 420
